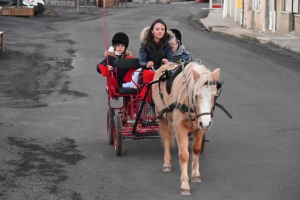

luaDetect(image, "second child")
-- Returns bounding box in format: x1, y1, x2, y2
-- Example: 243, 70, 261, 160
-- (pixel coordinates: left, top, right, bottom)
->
97, 32, 134, 87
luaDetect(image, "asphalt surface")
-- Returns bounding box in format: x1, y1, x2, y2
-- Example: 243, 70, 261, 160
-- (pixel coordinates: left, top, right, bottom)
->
1, 3, 300, 200
0, 6, 104, 199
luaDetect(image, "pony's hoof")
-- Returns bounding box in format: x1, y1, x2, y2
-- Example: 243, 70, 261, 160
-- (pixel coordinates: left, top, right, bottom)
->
163, 163, 172, 172
163, 166, 172, 172
191, 176, 201, 182
180, 189, 191, 196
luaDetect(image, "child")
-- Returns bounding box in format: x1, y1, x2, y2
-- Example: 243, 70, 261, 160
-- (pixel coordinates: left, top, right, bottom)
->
169, 29, 193, 62
97, 32, 134, 87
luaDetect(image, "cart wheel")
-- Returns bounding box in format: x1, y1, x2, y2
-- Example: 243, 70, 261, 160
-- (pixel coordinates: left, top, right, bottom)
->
200, 133, 206, 154
107, 108, 115, 145
113, 115, 123, 156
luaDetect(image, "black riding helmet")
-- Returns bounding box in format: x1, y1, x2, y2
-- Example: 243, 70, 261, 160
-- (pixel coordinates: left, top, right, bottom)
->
112, 32, 129, 50
170, 29, 182, 45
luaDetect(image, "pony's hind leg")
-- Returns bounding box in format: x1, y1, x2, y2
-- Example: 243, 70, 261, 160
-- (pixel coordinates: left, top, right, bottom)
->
191, 129, 206, 182
175, 124, 191, 195
158, 117, 172, 172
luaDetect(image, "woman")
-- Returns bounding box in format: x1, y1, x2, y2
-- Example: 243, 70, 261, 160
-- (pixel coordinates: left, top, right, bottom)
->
139, 19, 175, 70
138, 19, 175, 102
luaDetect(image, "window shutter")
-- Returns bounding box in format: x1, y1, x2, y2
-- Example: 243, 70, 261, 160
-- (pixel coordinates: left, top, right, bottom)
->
293, 0, 299, 13
285, 0, 293, 12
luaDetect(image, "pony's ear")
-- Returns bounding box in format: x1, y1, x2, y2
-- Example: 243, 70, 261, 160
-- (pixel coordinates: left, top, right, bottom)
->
192, 68, 201, 81
211, 68, 220, 81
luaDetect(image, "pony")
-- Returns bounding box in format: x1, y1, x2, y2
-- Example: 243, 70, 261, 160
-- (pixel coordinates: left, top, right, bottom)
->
152, 61, 220, 195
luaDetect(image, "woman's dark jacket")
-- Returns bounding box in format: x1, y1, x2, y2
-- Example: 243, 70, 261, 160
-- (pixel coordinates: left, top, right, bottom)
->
139, 40, 173, 70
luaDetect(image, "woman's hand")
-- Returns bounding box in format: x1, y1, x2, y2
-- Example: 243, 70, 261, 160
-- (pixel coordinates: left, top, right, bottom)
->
146, 61, 154, 68
107, 65, 113, 71
162, 58, 168, 64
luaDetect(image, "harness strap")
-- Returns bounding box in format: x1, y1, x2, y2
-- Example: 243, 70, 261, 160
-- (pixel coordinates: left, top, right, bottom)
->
156, 103, 175, 119
155, 78, 232, 120
176, 103, 194, 114
204, 80, 217, 85
156, 102, 194, 119
215, 102, 233, 119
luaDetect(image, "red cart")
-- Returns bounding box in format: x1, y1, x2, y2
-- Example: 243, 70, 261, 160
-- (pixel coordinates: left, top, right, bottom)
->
105, 58, 161, 156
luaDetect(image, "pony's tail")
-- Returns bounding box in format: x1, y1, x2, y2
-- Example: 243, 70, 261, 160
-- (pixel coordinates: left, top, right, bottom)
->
167, 125, 176, 148
170, 130, 176, 148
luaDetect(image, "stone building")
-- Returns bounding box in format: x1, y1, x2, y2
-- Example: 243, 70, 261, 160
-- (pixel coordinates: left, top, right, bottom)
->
221, 0, 300, 37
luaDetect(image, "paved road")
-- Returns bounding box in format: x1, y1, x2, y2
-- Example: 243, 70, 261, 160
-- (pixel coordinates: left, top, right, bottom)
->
0, 3, 300, 200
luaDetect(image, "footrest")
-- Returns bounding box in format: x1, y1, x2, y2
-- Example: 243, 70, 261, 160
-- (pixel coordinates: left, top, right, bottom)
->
141, 121, 158, 127
117, 87, 137, 94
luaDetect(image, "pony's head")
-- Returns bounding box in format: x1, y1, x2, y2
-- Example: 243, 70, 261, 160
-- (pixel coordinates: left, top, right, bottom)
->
189, 65, 220, 130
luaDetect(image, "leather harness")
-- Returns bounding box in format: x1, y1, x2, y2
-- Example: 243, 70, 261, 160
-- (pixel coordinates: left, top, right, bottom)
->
155, 60, 232, 121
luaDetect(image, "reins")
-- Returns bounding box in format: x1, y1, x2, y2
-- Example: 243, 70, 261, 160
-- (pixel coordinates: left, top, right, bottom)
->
102, 0, 109, 65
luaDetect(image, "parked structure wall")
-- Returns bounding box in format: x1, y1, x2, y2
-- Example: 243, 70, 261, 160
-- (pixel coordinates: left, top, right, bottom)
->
222, 0, 300, 38
295, 15, 300, 37
277, 0, 300, 37
255, 0, 266, 31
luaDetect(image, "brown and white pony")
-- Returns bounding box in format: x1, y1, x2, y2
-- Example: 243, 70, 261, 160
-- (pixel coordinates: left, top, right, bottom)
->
152, 62, 220, 195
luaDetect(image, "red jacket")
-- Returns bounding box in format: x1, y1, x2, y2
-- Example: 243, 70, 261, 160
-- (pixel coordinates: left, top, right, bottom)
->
97, 50, 134, 85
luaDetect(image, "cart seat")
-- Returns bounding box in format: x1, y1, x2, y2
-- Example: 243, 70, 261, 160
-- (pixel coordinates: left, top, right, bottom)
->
118, 87, 137, 94
115, 58, 141, 95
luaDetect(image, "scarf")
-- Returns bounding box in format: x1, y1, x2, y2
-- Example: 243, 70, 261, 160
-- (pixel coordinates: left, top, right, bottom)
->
173, 44, 186, 57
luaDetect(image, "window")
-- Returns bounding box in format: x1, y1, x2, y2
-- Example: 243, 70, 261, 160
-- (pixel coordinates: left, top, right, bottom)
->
293, 0, 299, 13
285, 0, 300, 13
254, 0, 260, 11
285, 0, 293, 12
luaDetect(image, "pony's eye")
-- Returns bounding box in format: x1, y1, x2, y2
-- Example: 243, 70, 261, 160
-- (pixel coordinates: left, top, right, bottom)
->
195, 95, 197, 99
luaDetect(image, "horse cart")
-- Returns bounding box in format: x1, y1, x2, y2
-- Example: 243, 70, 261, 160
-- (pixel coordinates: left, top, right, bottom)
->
104, 57, 233, 195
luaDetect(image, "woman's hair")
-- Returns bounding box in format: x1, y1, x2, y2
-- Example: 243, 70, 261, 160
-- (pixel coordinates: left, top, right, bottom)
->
142, 19, 170, 48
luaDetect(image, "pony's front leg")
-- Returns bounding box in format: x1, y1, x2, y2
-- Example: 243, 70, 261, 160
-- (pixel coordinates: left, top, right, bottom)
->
191, 129, 206, 182
158, 117, 172, 172
175, 125, 191, 195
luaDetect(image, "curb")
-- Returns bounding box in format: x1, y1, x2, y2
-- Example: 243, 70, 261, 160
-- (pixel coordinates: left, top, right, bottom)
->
199, 19, 300, 55
269, 40, 300, 54
240, 35, 268, 43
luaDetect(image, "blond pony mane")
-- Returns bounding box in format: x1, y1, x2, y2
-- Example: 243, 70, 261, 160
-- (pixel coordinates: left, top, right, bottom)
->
174, 62, 213, 107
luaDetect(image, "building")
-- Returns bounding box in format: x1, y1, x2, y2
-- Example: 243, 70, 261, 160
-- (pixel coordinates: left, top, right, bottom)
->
220, 0, 300, 37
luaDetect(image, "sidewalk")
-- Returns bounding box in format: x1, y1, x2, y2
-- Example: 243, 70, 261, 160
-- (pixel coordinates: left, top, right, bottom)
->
199, 10, 300, 54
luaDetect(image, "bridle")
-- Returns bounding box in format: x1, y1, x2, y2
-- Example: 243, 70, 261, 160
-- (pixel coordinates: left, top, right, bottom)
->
187, 80, 217, 121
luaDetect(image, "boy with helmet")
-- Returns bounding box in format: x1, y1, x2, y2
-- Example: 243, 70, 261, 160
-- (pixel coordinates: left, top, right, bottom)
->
169, 29, 192, 62
170, 29, 223, 90
97, 32, 134, 87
